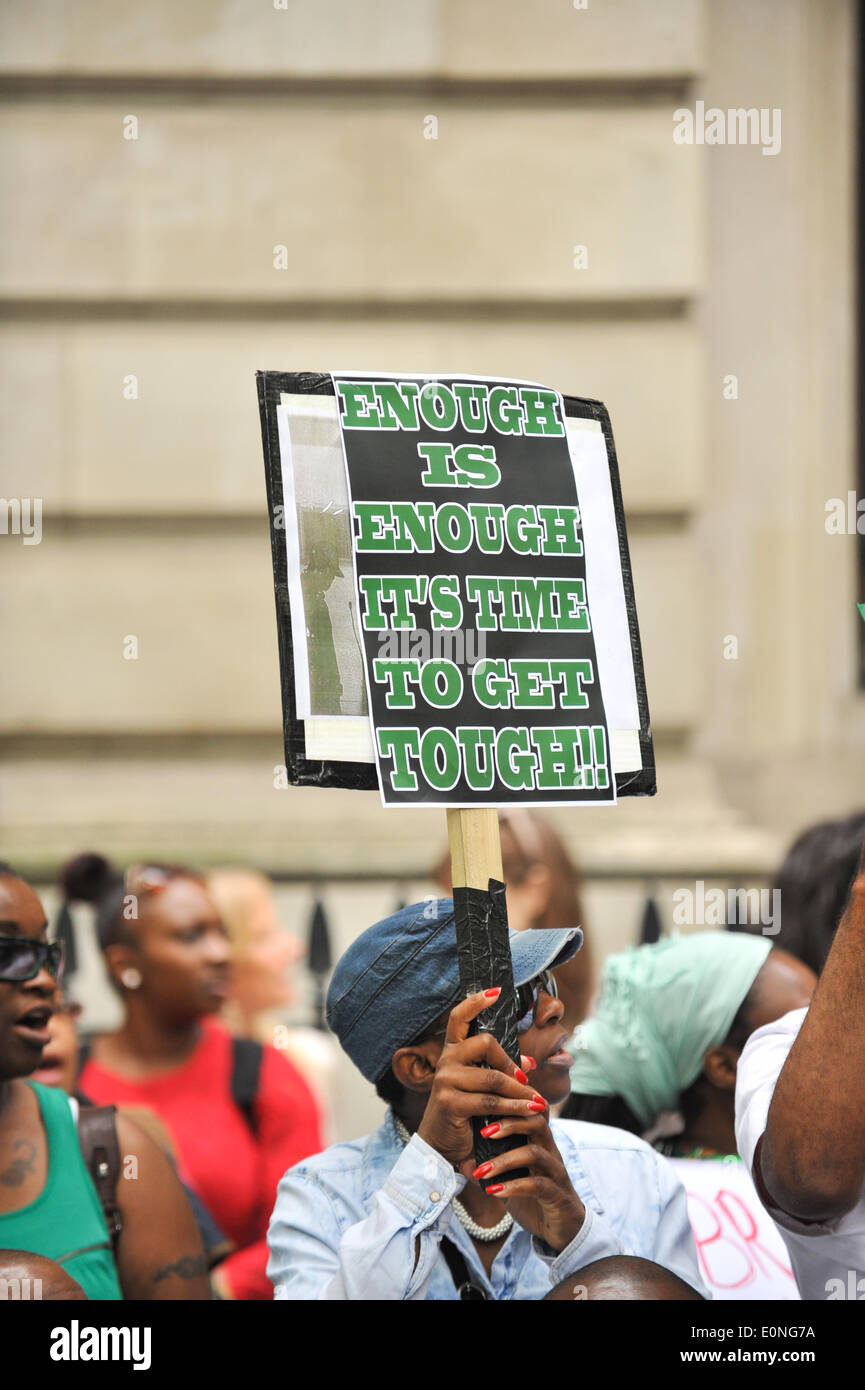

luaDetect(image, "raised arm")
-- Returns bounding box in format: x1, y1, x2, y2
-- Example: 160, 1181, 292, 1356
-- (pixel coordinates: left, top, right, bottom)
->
760, 848, 865, 1222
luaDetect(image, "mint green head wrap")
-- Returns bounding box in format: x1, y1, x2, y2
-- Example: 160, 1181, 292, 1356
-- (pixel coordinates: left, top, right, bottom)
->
569, 932, 772, 1128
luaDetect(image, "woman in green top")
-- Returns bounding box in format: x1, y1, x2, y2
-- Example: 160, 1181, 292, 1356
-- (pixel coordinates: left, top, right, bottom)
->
0, 862, 209, 1300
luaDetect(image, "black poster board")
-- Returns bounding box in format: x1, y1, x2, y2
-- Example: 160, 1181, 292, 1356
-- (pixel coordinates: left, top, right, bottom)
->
257, 370, 655, 801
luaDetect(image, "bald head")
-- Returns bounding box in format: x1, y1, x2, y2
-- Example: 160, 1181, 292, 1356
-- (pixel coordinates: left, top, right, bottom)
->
546, 1255, 703, 1301
0, 1251, 88, 1300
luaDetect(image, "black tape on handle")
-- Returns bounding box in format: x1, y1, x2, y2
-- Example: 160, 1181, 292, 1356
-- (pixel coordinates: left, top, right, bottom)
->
453, 879, 529, 1192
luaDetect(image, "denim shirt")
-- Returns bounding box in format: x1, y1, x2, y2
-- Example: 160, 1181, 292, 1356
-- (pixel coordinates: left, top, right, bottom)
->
267, 1113, 707, 1300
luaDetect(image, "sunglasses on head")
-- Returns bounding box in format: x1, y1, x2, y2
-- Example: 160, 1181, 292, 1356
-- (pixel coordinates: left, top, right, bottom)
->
124, 864, 190, 897
0, 935, 64, 984
515, 969, 558, 1034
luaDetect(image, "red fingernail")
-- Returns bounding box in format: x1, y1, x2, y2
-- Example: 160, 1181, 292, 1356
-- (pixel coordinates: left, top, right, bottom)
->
528, 1099, 546, 1113
480, 1123, 500, 1138
472, 1161, 493, 1180
514, 1067, 528, 1086
483, 987, 501, 999
523, 1057, 537, 1071
486, 1184, 505, 1195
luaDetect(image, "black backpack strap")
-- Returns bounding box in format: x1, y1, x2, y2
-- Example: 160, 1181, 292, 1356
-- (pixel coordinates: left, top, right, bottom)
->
230, 1037, 263, 1134
76, 1101, 123, 1251
440, 1238, 491, 1300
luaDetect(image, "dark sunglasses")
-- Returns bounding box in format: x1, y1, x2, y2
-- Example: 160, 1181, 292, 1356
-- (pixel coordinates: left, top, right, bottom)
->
0, 935, 64, 984
515, 969, 558, 1034
419, 968, 560, 1045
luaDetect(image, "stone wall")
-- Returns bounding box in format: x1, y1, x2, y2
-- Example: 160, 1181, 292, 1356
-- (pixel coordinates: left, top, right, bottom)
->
0, 0, 859, 895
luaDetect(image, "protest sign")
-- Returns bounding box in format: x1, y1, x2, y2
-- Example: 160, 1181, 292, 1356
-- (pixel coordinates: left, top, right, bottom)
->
257, 370, 654, 804
333, 371, 614, 808
669, 1159, 799, 1301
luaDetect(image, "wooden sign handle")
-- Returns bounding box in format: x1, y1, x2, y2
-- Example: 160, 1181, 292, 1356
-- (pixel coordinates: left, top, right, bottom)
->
446, 806, 529, 1189
446, 807, 503, 891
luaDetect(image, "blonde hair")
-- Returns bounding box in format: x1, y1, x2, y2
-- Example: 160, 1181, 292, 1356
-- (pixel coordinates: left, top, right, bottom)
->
206, 868, 274, 955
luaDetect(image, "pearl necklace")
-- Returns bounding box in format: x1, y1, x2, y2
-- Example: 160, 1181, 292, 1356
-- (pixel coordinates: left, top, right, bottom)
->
393, 1114, 514, 1243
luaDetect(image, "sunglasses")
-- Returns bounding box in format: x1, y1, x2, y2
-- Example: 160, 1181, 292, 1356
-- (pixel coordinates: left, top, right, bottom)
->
0, 935, 64, 984
418, 968, 560, 1045
515, 969, 558, 1034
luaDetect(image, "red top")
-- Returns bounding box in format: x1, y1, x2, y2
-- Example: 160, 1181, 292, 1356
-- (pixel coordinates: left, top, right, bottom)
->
80, 1019, 322, 1299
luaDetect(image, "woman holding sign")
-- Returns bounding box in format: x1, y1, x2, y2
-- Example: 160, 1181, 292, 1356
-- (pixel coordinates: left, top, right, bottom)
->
267, 900, 705, 1300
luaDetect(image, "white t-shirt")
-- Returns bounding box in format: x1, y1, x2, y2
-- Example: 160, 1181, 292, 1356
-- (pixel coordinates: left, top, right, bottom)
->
669, 1157, 799, 1300
735, 1006, 865, 1302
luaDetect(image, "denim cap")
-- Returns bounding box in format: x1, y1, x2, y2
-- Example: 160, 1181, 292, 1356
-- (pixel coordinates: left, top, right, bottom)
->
326, 898, 583, 1084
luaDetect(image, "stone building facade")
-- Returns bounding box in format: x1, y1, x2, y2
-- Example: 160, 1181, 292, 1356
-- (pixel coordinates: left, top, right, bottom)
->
0, 1, 860, 1055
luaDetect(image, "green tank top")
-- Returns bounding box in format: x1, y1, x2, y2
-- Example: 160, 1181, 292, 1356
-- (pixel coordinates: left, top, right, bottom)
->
0, 1082, 123, 1300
